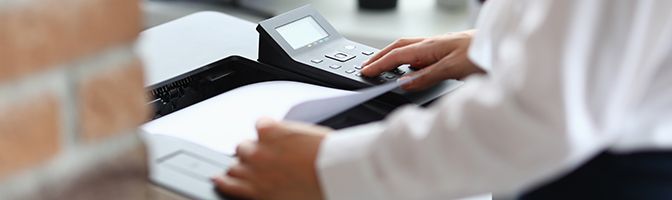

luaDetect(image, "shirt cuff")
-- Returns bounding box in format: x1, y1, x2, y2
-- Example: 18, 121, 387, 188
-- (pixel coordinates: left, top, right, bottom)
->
317, 122, 387, 200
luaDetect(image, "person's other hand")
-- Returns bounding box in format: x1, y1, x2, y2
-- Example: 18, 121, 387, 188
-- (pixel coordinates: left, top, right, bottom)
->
361, 30, 485, 91
212, 117, 331, 200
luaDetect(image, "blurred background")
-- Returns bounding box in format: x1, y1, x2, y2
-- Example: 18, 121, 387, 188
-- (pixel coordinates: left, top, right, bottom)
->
143, 0, 479, 48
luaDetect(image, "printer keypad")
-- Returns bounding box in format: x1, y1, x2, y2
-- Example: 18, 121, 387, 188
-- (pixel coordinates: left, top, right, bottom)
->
311, 45, 412, 86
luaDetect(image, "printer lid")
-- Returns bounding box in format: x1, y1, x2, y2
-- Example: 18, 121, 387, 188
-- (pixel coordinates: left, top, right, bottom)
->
137, 11, 259, 87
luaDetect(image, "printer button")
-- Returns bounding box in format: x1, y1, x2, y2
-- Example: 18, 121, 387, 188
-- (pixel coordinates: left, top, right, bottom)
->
311, 59, 324, 64
335, 53, 348, 59
325, 52, 356, 62
345, 69, 356, 74
362, 51, 374, 56
391, 68, 405, 75
329, 65, 342, 69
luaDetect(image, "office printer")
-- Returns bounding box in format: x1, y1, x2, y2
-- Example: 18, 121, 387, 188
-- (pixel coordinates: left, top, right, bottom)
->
140, 8, 460, 200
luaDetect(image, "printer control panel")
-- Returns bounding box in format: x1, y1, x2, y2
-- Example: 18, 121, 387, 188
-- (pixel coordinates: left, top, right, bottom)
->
257, 5, 414, 90
300, 40, 414, 85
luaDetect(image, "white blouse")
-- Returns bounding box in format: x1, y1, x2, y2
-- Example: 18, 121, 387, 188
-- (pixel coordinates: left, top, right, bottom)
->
317, 0, 672, 199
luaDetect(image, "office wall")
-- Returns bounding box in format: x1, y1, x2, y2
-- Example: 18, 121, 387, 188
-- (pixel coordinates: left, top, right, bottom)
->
0, 0, 151, 199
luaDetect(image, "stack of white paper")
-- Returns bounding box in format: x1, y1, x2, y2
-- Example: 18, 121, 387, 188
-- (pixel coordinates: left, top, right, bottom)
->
141, 80, 409, 155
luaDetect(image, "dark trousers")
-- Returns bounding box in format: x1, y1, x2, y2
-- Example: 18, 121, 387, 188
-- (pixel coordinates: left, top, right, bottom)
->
520, 151, 672, 200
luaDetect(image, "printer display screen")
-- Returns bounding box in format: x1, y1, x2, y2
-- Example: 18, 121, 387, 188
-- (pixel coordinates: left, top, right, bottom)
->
276, 16, 329, 49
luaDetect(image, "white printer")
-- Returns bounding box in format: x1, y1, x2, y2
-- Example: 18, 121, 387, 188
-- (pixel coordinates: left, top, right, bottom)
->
139, 8, 461, 199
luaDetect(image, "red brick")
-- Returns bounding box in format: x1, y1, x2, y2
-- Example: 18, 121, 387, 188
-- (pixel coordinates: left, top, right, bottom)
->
0, 0, 141, 82
8, 139, 151, 200
77, 59, 149, 142
0, 94, 61, 179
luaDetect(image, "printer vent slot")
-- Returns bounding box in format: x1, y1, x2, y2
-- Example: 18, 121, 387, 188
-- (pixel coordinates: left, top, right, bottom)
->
149, 76, 196, 119
147, 62, 257, 119
151, 77, 194, 99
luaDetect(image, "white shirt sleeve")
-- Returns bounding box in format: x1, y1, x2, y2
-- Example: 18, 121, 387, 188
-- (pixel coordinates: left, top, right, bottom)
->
317, 0, 672, 199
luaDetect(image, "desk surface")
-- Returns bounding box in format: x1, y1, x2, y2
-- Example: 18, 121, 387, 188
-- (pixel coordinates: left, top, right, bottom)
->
238, 0, 475, 48
145, 0, 475, 48
303, 0, 474, 47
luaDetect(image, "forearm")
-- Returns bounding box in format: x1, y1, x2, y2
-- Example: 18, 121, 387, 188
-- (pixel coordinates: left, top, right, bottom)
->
317, 76, 607, 200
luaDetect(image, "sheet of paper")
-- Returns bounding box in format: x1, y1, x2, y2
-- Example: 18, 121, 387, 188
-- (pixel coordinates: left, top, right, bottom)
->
284, 78, 412, 123
141, 80, 405, 155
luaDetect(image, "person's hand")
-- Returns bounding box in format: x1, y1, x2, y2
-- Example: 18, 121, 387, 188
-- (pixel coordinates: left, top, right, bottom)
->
361, 30, 484, 91
212, 117, 332, 200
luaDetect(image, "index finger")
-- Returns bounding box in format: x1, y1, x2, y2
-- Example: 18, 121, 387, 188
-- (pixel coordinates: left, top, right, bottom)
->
363, 38, 423, 66
361, 44, 426, 77
255, 117, 281, 141
256, 120, 332, 142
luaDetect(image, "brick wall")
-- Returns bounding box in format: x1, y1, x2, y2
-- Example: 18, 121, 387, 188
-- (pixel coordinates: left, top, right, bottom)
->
0, 0, 150, 199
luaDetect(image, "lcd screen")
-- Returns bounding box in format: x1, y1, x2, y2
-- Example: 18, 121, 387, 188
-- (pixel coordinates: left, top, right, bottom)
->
276, 16, 329, 49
